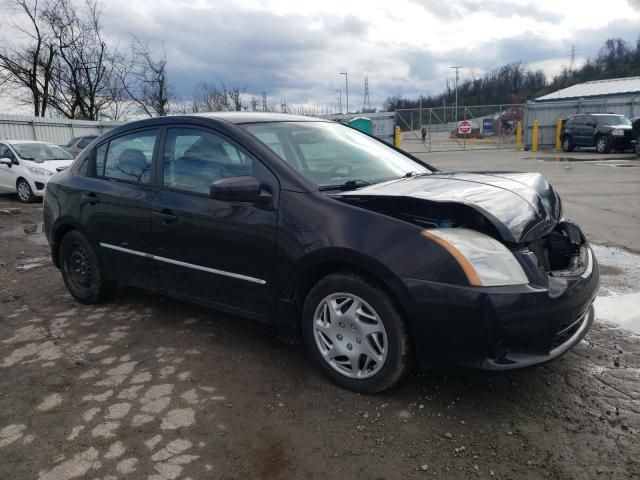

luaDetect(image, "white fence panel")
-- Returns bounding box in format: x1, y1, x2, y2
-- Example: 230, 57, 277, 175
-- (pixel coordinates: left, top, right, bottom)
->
0, 113, 124, 145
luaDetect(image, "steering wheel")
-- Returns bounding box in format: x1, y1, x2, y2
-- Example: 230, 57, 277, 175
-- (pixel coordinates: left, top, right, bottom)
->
328, 163, 352, 177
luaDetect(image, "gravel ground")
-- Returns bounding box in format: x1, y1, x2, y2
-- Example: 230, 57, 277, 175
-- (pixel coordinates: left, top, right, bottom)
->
0, 194, 638, 480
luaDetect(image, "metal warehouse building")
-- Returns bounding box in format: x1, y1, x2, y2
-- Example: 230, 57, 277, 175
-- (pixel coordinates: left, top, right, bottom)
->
524, 76, 640, 148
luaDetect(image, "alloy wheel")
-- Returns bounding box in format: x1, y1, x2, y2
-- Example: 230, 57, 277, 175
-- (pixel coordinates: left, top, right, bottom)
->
596, 137, 607, 153
17, 180, 31, 202
313, 293, 388, 379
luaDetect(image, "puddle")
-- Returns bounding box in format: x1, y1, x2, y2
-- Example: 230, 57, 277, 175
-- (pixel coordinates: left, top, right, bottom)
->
591, 244, 640, 334
594, 292, 640, 335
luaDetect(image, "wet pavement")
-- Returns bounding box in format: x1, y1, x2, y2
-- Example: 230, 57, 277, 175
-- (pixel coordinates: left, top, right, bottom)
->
1, 168, 640, 480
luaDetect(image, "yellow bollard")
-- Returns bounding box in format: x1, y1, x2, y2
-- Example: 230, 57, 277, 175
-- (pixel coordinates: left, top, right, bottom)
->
555, 118, 562, 150
532, 120, 539, 152
394, 126, 401, 148
516, 121, 522, 150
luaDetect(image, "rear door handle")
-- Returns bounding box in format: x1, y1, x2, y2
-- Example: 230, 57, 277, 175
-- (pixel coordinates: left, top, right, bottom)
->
82, 192, 99, 204
153, 209, 177, 224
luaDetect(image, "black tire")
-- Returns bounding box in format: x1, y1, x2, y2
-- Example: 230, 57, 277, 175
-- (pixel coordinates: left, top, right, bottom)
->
634, 142, 640, 157
16, 178, 35, 203
301, 272, 410, 393
561, 135, 574, 152
595, 135, 610, 154
59, 230, 116, 304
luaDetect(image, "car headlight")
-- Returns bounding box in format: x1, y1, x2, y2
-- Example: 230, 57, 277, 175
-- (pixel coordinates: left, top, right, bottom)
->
421, 228, 529, 286
27, 166, 53, 176
611, 129, 624, 136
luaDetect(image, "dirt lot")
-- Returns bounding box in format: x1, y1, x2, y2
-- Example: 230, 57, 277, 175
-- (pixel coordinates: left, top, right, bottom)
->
0, 191, 639, 480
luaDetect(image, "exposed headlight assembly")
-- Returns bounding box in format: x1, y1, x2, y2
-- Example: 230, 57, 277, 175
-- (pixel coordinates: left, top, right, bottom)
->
422, 228, 529, 286
27, 166, 53, 176
611, 129, 624, 136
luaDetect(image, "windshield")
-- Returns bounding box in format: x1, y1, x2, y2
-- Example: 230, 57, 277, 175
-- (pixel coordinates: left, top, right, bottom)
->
11, 142, 74, 161
596, 115, 631, 126
242, 121, 431, 189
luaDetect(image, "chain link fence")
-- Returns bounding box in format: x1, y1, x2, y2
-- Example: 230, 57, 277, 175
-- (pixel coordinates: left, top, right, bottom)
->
394, 104, 525, 153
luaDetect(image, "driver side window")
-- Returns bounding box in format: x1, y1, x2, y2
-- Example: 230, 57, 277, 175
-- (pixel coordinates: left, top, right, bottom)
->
163, 128, 254, 195
0, 144, 16, 163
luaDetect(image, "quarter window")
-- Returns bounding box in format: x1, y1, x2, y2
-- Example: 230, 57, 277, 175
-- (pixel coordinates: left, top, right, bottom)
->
163, 128, 255, 195
95, 130, 158, 184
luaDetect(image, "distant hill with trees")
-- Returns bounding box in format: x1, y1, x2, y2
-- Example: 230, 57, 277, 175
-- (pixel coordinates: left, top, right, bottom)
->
384, 37, 640, 111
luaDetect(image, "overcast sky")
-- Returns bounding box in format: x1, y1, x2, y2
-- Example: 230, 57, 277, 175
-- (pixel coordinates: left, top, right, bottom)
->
3, 0, 640, 112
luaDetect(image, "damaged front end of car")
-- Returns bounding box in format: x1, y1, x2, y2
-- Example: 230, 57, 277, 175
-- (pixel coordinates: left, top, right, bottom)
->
333, 171, 600, 370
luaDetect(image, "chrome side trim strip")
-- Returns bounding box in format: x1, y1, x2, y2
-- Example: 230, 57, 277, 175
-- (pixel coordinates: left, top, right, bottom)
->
99, 242, 266, 285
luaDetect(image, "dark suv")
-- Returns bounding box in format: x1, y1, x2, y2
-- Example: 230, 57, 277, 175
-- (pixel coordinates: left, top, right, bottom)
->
562, 113, 633, 153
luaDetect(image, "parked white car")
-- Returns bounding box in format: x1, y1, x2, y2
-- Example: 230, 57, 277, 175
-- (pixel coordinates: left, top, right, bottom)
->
0, 140, 74, 203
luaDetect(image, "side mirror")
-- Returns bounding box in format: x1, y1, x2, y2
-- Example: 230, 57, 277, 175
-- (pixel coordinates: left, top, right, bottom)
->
586, 122, 596, 127
0, 158, 12, 167
209, 176, 272, 204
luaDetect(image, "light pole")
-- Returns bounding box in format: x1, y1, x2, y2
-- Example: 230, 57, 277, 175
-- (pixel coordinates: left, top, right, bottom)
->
450, 66, 462, 123
336, 89, 342, 114
340, 72, 349, 114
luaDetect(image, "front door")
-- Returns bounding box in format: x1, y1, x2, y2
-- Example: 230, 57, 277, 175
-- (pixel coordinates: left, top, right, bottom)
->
81, 129, 160, 285
151, 126, 279, 319
0, 144, 18, 192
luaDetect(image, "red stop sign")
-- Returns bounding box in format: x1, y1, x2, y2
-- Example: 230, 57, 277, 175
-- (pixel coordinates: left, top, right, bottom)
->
458, 120, 472, 134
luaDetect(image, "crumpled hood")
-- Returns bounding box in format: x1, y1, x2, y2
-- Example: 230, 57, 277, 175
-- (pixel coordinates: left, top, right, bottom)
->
336, 172, 562, 243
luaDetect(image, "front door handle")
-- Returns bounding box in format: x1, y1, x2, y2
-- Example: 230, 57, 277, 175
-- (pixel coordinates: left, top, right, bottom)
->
81, 192, 99, 205
153, 209, 177, 224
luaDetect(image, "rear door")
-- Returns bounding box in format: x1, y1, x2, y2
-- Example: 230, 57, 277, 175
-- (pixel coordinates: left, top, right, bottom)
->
81, 129, 160, 285
151, 126, 279, 319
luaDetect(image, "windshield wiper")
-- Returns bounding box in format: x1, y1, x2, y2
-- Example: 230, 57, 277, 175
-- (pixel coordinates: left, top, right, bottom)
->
319, 179, 372, 191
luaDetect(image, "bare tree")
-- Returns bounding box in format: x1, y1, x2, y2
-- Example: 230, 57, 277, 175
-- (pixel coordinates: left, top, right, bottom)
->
190, 82, 247, 112
44, 0, 116, 119
119, 38, 172, 117
0, 0, 56, 116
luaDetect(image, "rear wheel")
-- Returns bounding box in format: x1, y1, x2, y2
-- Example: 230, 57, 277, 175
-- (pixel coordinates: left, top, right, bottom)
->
59, 230, 116, 304
302, 272, 409, 393
561, 136, 574, 152
16, 178, 34, 203
595, 135, 610, 154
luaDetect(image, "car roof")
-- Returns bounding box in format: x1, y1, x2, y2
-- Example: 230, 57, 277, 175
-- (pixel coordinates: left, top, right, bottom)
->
186, 112, 325, 124
1, 140, 58, 145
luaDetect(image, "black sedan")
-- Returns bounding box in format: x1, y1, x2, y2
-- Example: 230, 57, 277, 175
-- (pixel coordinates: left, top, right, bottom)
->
43, 113, 599, 393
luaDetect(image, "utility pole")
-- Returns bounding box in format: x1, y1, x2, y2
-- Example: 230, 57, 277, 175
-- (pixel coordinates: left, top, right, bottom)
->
340, 72, 349, 114
261, 92, 267, 112
450, 66, 462, 123
336, 89, 342, 114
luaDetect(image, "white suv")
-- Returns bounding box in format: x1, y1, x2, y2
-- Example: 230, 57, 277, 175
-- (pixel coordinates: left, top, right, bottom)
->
0, 140, 74, 203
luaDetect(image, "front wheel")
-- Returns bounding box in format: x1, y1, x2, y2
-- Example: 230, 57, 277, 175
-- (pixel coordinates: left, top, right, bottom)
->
16, 178, 35, 203
302, 273, 410, 393
595, 135, 610, 154
59, 230, 116, 304
634, 142, 640, 157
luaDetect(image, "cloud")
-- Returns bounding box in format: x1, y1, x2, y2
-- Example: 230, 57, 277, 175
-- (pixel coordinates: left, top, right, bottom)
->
628, 0, 640, 10
459, 0, 563, 23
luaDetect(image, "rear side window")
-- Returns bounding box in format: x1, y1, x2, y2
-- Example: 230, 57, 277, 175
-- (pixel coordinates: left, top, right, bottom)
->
573, 116, 586, 125
163, 128, 255, 195
95, 130, 158, 184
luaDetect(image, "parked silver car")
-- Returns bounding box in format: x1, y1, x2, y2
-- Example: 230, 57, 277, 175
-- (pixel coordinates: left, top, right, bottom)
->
64, 135, 98, 157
